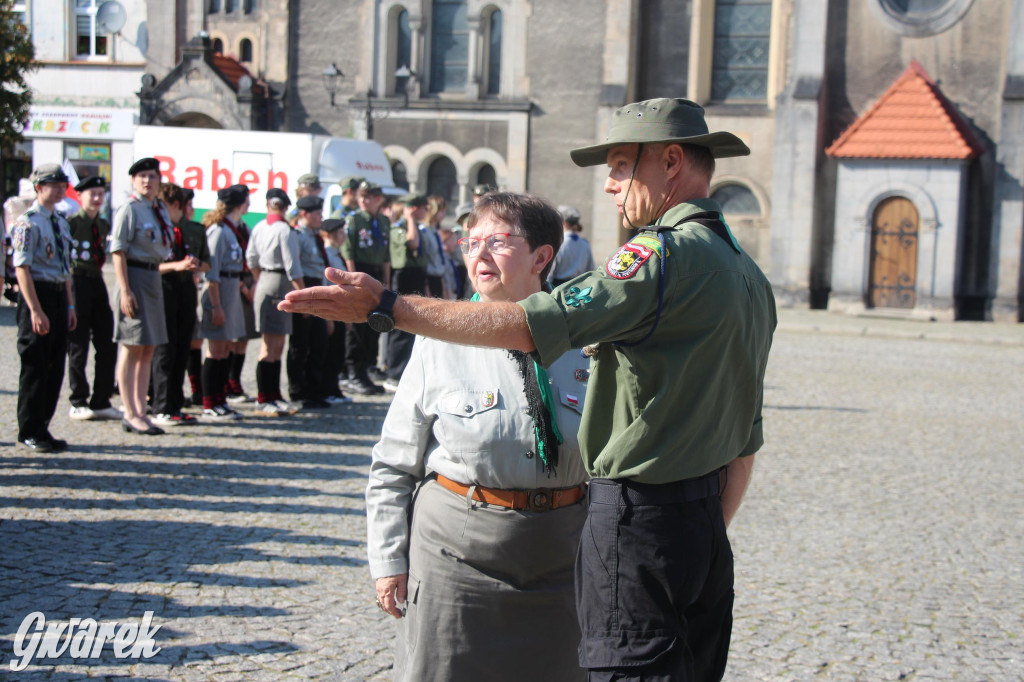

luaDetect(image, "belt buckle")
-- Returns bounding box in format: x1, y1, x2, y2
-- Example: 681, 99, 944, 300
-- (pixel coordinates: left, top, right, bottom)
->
528, 488, 552, 512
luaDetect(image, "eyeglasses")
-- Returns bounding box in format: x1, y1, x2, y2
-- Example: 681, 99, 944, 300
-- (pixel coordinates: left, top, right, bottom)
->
457, 232, 526, 256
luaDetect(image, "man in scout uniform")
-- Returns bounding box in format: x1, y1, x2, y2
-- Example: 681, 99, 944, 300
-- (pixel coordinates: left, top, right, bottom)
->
181, 188, 213, 408
383, 193, 428, 389
281, 98, 777, 681
329, 175, 364, 220
12, 164, 77, 451
340, 180, 390, 394
548, 204, 596, 287
66, 176, 120, 421
286, 174, 322, 226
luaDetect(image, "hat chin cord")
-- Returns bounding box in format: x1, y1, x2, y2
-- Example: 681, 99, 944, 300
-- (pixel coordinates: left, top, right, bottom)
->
621, 143, 644, 231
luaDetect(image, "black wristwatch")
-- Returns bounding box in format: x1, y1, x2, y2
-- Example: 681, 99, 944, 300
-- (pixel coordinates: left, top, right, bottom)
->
367, 289, 398, 333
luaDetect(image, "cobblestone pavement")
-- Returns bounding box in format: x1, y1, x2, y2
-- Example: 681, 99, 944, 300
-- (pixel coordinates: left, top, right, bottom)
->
1, 304, 1022, 680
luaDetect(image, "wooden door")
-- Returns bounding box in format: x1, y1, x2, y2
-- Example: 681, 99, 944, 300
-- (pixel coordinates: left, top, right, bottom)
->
868, 196, 919, 309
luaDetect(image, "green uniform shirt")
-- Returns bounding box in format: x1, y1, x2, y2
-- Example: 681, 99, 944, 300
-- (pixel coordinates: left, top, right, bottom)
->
518, 198, 777, 484
341, 210, 390, 266
178, 218, 211, 265
389, 219, 428, 270
68, 210, 110, 277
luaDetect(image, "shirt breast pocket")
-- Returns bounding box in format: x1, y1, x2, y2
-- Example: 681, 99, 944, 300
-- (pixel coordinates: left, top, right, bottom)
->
558, 387, 586, 416
435, 388, 502, 455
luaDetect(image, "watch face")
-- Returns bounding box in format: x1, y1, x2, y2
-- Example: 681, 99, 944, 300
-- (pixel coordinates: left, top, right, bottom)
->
367, 311, 395, 333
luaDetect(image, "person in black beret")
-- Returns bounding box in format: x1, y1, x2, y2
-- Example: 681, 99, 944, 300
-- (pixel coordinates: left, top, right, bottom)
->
318, 217, 351, 405
295, 194, 323, 212
66, 176, 120, 422
198, 184, 251, 420
266, 187, 291, 208
128, 157, 160, 177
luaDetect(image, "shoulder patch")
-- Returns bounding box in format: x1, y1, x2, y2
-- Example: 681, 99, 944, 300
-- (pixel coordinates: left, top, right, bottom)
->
606, 241, 654, 280
630, 234, 664, 258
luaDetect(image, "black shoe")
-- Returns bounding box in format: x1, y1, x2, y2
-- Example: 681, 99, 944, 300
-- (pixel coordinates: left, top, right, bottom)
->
301, 399, 332, 409
19, 437, 54, 452
42, 434, 68, 451
346, 375, 383, 395
121, 419, 165, 436
367, 366, 386, 382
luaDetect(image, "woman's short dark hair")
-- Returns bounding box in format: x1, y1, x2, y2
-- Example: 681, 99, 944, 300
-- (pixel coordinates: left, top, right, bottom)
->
467, 192, 564, 281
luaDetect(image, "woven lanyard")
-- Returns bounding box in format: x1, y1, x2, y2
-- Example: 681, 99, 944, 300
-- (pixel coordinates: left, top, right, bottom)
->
49, 214, 69, 275
471, 293, 563, 467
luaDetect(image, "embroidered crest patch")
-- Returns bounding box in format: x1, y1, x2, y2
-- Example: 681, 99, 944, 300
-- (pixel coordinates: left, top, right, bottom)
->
574, 369, 590, 383
606, 242, 653, 279
564, 286, 593, 308
482, 391, 495, 408
630, 234, 665, 258
12, 223, 28, 252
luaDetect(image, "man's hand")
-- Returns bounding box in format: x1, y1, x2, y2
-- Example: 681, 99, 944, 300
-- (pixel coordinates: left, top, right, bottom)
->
374, 574, 408, 619
278, 268, 383, 322
30, 308, 50, 335
68, 308, 77, 332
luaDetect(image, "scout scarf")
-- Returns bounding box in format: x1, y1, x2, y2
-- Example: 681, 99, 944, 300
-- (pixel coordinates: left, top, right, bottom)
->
471, 293, 563, 473
223, 217, 250, 273
88, 214, 106, 268
48, 214, 70, 275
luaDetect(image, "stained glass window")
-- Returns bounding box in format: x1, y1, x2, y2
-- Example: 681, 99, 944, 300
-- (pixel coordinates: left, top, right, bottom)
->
711, 0, 772, 102
486, 10, 502, 95
430, 0, 469, 93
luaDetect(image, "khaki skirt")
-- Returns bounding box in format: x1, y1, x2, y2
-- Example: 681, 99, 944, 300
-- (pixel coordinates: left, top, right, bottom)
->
199, 276, 246, 341
253, 271, 293, 336
114, 266, 167, 346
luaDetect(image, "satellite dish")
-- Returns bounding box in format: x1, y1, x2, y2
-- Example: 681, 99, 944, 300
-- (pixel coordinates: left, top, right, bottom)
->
96, 1, 127, 35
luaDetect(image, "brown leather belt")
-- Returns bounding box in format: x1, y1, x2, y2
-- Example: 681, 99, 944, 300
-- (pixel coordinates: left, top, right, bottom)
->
435, 474, 585, 513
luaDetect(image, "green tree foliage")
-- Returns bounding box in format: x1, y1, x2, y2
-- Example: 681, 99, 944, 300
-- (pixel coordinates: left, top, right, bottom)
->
0, 0, 36, 151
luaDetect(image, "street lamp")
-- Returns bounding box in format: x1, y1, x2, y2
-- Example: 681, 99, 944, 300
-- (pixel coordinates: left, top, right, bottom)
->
321, 63, 343, 107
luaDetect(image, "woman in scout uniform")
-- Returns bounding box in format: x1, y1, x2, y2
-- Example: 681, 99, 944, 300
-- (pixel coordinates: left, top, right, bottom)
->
365, 192, 590, 682
66, 176, 120, 422
12, 164, 76, 451
150, 183, 207, 426
199, 184, 250, 421
246, 188, 305, 417
111, 157, 174, 436
319, 217, 351, 404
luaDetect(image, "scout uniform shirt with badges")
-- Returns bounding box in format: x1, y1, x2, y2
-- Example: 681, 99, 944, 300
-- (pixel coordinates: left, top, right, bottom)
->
68, 209, 109, 277
518, 198, 777, 485
11, 202, 73, 282
389, 218, 428, 270
109, 195, 174, 264
341, 210, 390, 265
206, 219, 245, 283
179, 218, 211, 267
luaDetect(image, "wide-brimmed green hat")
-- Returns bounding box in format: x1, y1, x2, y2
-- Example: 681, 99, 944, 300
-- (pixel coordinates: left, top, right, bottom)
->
570, 98, 750, 167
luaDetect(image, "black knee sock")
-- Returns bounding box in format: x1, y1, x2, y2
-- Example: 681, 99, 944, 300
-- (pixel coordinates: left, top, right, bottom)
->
188, 349, 203, 397
230, 351, 245, 383
255, 360, 270, 403
201, 358, 218, 409
219, 358, 232, 403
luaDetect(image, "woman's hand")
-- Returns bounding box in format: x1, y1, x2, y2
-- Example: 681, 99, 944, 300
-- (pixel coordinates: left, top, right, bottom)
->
211, 305, 226, 328
375, 574, 408, 619
120, 290, 138, 318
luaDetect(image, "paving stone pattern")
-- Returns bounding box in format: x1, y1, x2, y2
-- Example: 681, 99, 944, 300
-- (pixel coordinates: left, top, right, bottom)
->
1, 305, 1021, 680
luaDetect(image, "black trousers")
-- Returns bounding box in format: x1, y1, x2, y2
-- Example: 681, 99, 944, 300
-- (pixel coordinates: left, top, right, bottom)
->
386, 267, 426, 380
17, 282, 69, 441
578, 475, 734, 682
345, 263, 384, 372
287, 275, 328, 401
324, 321, 346, 397
67, 274, 116, 409
151, 277, 198, 415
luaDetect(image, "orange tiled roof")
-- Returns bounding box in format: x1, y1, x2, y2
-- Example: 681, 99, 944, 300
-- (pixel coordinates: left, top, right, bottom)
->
826, 60, 981, 160
212, 54, 266, 95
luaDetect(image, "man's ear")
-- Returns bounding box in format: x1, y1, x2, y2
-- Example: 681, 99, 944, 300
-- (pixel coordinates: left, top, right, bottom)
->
664, 144, 685, 179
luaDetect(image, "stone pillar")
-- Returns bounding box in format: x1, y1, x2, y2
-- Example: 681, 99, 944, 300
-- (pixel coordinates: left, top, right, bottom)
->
465, 16, 482, 99
409, 14, 424, 100
990, 1, 1024, 321
768, 0, 829, 305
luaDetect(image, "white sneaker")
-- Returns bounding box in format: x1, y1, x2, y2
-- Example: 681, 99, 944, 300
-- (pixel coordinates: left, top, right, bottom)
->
226, 393, 255, 404
68, 406, 95, 421
382, 379, 400, 393
274, 399, 301, 415
324, 395, 352, 405
151, 413, 177, 426
203, 404, 243, 422
91, 406, 122, 420
254, 402, 284, 417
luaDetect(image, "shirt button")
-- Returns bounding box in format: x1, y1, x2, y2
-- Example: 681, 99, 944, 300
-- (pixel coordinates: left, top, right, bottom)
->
463, 405, 473, 413
525, 451, 534, 459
